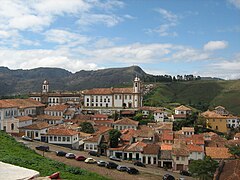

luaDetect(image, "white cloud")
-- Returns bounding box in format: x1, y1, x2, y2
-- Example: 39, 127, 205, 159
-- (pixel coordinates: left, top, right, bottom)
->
228, 0, 240, 9
45, 29, 90, 46
155, 8, 178, 22
172, 48, 210, 61
203, 41, 228, 51
148, 8, 179, 36
77, 13, 123, 27
94, 38, 114, 48
0, 49, 98, 72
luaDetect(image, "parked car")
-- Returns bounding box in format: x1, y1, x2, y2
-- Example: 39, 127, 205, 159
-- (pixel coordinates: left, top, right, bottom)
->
105, 161, 118, 169
162, 174, 175, 180
109, 156, 122, 162
35, 146, 49, 152
75, 155, 86, 161
97, 160, 106, 167
21, 135, 33, 142
133, 161, 146, 167
65, 153, 76, 159
88, 151, 100, 157
117, 165, 128, 172
180, 170, 191, 176
85, 157, 97, 164
126, 167, 139, 174
55, 151, 67, 156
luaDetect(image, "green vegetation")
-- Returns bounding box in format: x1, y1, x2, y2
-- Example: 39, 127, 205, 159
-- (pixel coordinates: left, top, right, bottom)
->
144, 80, 240, 115
109, 129, 121, 148
80, 122, 95, 134
227, 145, 240, 158
189, 156, 219, 180
0, 131, 108, 180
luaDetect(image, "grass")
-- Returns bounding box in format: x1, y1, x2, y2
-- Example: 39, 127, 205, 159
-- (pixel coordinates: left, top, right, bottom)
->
144, 80, 240, 115
0, 131, 109, 180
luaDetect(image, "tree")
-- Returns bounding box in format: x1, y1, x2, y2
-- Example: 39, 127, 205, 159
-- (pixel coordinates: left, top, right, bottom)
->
133, 113, 143, 121
227, 145, 240, 158
80, 122, 94, 134
189, 156, 219, 180
109, 129, 121, 148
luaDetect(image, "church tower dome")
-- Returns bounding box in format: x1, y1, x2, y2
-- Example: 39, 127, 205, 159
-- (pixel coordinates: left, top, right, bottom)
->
42, 80, 49, 93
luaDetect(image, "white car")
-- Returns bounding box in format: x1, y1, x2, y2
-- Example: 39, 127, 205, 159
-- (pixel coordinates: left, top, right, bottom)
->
65, 153, 76, 159
85, 157, 97, 164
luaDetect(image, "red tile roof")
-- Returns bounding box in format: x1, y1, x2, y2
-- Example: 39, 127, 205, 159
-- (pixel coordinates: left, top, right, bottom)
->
114, 118, 139, 126
47, 128, 79, 136
21, 122, 50, 130
206, 147, 233, 159
161, 144, 173, 151
91, 114, 108, 119
143, 144, 160, 155
83, 87, 134, 95
0, 98, 45, 109
45, 104, 68, 111
162, 130, 174, 141
175, 105, 191, 111
37, 114, 63, 120
187, 144, 203, 152
16, 116, 33, 122
120, 129, 136, 141
125, 142, 147, 152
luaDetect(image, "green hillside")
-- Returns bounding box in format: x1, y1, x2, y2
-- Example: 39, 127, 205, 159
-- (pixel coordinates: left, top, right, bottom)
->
0, 131, 108, 180
144, 80, 240, 115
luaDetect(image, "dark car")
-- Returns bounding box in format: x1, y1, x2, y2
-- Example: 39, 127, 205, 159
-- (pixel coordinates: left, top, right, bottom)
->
75, 155, 86, 161
55, 151, 67, 156
162, 174, 175, 180
35, 145, 49, 152
105, 161, 118, 169
134, 161, 146, 167
97, 160, 106, 167
22, 135, 33, 142
180, 170, 191, 176
88, 151, 100, 157
127, 167, 139, 174
109, 156, 122, 162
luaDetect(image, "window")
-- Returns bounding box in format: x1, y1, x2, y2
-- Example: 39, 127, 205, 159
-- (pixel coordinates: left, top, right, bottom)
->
135, 83, 137, 87
11, 123, 14, 130
108, 99, 110, 102
87, 98, 89, 102
129, 95, 132, 100
181, 157, 185, 161
213, 119, 215, 122
115, 95, 118, 100
54, 136, 57, 141
106, 103, 108, 107
216, 126, 218, 130
63, 137, 66, 141
35, 132, 39, 137
119, 95, 121, 99
86, 144, 89, 149
90, 144, 93, 150
50, 136, 53, 141
125, 95, 127, 100
86, 103, 89, 106
104, 99, 106, 102
58, 137, 61, 141
176, 156, 179, 160
67, 137, 70, 142
96, 103, 98, 107
100, 103, 102, 107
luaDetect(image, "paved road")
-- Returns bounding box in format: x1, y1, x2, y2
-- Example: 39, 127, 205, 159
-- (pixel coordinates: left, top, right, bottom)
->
16, 138, 195, 180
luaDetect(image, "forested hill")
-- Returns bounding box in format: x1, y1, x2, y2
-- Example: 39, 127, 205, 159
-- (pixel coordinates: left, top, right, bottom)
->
144, 80, 240, 115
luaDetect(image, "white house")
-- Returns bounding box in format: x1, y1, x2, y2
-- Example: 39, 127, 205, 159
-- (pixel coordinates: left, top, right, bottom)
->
44, 104, 68, 117
82, 77, 142, 112
83, 135, 99, 152
0, 99, 45, 133
113, 118, 139, 130
154, 109, 165, 122
22, 122, 50, 141
142, 144, 160, 165
174, 105, 192, 115
187, 144, 204, 160
46, 128, 79, 149
226, 115, 240, 128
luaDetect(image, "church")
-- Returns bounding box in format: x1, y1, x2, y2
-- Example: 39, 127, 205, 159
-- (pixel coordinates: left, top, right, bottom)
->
82, 76, 143, 113
29, 80, 81, 106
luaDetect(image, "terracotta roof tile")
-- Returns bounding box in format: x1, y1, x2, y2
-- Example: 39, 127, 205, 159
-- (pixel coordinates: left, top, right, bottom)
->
187, 144, 203, 152
37, 114, 63, 120
0, 98, 45, 109
206, 147, 233, 159
21, 122, 50, 130
234, 133, 240, 138
83, 87, 134, 95
161, 144, 173, 151
114, 118, 139, 126
45, 105, 68, 111
162, 130, 174, 141
125, 142, 147, 152
175, 105, 191, 111
143, 144, 160, 155
47, 128, 79, 136
16, 116, 33, 122
91, 114, 108, 119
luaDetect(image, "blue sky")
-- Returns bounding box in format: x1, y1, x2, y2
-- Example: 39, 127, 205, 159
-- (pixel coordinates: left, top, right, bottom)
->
0, 0, 240, 79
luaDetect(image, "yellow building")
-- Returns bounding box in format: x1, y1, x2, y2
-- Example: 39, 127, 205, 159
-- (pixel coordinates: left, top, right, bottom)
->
201, 110, 228, 133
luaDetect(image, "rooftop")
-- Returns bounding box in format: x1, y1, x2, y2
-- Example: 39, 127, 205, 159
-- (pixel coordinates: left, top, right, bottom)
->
45, 104, 68, 111
114, 118, 139, 126
206, 147, 233, 159
83, 87, 134, 95
175, 105, 191, 111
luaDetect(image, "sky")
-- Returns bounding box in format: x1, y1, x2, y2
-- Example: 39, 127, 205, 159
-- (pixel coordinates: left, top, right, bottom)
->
0, 0, 240, 79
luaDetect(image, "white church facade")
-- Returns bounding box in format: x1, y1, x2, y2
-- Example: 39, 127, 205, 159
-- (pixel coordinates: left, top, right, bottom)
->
82, 77, 142, 113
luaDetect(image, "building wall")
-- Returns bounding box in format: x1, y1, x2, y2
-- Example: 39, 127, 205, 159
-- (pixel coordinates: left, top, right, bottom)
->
84, 142, 98, 152
19, 120, 32, 128
26, 129, 48, 140
227, 118, 240, 128
48, 134, 79, 145
172, 155, 189, 171
154, 112, 164, 122
207, 118, 228, 133
142, 154, 158, 164
113, 124, 137, 130
188, 152, 204, 160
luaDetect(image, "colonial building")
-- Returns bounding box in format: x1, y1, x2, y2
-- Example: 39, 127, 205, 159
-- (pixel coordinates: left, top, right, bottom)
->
0, 99, 45, 133
113, 118, 139, 130
82, 77, 142, 113
30, 80, 81, 106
